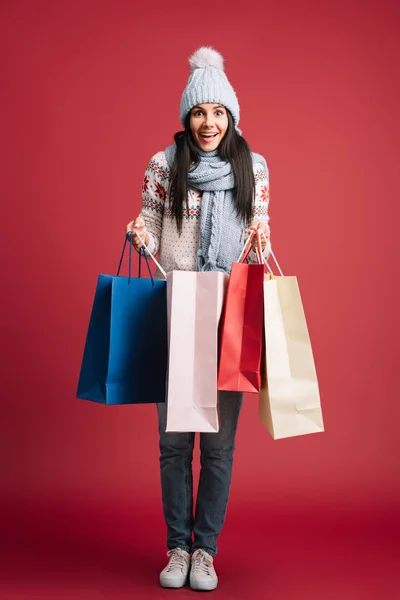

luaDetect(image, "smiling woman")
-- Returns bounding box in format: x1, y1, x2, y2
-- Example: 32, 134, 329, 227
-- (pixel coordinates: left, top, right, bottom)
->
124, 46, 272, 591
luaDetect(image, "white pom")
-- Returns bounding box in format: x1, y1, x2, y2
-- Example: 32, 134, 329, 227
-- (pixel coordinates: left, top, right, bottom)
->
189, 46, 224, 73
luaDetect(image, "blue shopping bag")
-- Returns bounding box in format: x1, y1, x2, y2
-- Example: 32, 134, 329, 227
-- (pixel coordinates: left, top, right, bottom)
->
77, 235, 168, 404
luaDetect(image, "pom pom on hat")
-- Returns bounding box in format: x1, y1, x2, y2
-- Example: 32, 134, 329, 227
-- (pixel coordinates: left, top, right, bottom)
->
189, 47, 224, 72
180, 46, 240, 127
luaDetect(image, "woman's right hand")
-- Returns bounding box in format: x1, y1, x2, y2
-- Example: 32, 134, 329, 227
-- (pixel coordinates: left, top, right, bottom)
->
125, 217, 150, 251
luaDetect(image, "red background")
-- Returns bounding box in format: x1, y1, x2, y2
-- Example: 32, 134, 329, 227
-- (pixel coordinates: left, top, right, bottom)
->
1, 0, 399, 598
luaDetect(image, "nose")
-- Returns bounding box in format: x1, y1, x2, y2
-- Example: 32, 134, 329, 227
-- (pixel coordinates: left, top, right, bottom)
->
204, 112, 215, 128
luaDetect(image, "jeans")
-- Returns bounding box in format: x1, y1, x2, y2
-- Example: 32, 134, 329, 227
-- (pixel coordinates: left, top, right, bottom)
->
157, 391, 243, 557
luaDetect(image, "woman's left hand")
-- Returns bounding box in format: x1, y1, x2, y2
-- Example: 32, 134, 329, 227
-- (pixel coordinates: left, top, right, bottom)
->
248, 220, 270, 250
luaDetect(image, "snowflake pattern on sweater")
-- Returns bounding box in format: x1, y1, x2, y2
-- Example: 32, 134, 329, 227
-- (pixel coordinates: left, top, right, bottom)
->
141, 151, 271, 275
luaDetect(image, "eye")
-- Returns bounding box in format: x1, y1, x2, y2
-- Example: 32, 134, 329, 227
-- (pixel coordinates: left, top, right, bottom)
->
215, 110, 224, 116
193, 110, 203, 117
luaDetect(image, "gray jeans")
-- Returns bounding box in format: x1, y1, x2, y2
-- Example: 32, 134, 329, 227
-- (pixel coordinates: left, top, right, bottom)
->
157, 391, 242, 557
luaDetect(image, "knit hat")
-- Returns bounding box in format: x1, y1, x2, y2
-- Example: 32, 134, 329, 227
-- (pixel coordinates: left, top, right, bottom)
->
180, 47, 240, 128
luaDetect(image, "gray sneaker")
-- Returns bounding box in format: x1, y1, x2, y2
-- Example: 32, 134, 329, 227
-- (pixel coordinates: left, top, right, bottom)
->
190, 549, 218, 591
159, 548, 191, 588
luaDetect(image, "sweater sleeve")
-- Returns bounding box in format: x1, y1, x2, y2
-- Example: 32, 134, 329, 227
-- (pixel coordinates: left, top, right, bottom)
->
140, 152, 169, 256
246, 160, 272, 263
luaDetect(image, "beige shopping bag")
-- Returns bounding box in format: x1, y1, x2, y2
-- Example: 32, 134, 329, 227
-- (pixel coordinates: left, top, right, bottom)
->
259, 265, 324, 439
166, 270, 228, 432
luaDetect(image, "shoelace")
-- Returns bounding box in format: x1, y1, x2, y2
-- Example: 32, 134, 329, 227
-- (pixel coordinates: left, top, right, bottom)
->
192, 550, 213, 576
166, 549, 188, 573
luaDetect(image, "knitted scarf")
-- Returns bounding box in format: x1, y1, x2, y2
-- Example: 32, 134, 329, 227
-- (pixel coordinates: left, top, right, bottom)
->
165, 144, 267, 273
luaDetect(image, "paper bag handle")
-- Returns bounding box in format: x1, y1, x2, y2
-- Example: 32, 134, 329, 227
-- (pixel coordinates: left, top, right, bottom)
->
134, 231, 167, 279
237, 229, 264, 264
117, 233, 160, 285
117, 233, 135, 283
260, 231, 284, 276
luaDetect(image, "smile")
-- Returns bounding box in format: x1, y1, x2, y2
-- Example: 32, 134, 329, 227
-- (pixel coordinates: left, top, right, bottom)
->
199, 133, 218, 142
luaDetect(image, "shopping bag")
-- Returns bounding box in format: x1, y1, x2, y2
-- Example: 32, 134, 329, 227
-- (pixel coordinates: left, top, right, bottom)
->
166, 270, 228, 432
259, 249, 324, 439
76, 236, 168, 405
218, 230, 265, 393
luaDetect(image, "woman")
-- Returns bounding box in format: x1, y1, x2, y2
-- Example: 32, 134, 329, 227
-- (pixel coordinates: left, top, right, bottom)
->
126, 46, 271, 591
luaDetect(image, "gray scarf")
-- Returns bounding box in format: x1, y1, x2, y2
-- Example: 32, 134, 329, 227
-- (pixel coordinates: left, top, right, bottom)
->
165, 144, 267, 273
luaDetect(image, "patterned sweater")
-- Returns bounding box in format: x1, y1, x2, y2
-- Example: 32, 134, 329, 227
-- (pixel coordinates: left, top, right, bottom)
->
140, 151, 271, 276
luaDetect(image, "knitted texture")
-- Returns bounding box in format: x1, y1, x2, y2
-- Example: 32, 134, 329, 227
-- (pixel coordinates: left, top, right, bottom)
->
180, 47, 240, 126
140, 152, 271, 279
165, 145, 268, 273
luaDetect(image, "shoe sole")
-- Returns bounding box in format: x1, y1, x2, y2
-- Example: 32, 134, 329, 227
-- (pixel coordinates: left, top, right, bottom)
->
160, 576, 188, 588
190, 578, 218, 591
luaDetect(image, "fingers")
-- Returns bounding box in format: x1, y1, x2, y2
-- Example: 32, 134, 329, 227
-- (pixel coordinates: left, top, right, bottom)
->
125, 217, 144, 233
248, 220, 269, 235
134, 216, 145, 229
248, 219, 260, 231
246, 220, 270, 251
125, 217, 149, 249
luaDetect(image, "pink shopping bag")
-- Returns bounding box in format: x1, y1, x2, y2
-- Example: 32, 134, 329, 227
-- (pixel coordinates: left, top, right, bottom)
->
166, 270, 228, 432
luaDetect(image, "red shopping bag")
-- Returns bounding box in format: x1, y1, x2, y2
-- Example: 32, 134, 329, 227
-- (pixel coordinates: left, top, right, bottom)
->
217, 231, 265, 393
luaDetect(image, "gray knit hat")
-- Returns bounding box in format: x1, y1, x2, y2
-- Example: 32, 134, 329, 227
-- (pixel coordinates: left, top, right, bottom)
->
180, 47, 240, 127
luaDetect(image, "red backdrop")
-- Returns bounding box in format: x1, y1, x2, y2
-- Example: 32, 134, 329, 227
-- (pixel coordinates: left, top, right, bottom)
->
1, 0, 399, 595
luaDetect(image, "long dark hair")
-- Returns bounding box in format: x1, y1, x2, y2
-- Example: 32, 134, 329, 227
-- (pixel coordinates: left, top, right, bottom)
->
169, 109, 255, 233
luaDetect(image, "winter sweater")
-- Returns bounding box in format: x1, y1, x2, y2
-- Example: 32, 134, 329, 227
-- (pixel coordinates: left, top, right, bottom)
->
140, 151, 271, 277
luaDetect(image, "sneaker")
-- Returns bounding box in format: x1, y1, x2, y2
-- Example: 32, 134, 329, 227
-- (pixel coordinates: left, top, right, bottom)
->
159, 548, 191, 588
190, 549, 218, 591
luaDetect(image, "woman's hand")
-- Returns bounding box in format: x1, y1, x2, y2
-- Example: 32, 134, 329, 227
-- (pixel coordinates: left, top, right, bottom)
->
248, 220, 270, 250
125, 217, 150, 251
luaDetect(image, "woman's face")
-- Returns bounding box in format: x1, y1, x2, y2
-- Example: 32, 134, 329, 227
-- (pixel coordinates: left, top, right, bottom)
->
189, 103, 229, 151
